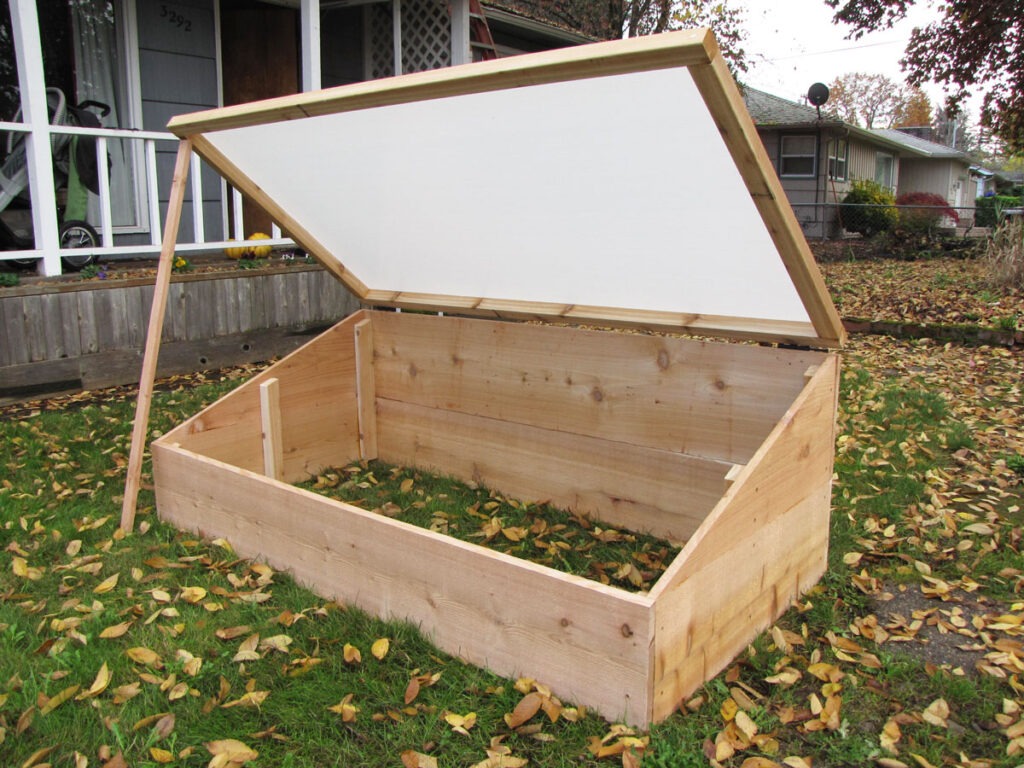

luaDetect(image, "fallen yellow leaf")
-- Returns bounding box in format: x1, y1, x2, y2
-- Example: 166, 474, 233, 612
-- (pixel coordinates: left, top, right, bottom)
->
39, 685, 80, 715
94, 573, 120, 594
180, 586, 207, 604
222, 690, 269, 709
99, 621, 133, 639
150, 747, 174, 763
327, 693, 359, 722
506, 692, 543, 728
400, 751, 438, 768
205, 738, 258, 767
126, 647, 162, 666
77, 662, 112, 699
371, 637, 390, 660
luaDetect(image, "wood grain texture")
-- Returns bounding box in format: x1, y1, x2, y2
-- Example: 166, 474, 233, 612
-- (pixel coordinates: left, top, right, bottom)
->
168, 29, 716, 135
364, 290, 828, 347
122, 139, 193, 532
152, 442, 654, 724
689, 54, 845, 347
371, 311, 825, 464
377, 397, 730, 542
162, 313, 364, 483
648, 355, 840, 719
150, 308, 840, 724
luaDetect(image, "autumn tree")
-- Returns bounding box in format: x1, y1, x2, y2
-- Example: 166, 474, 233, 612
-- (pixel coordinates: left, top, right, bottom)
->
500, 0, 748, 72
931, 105, 978, 153
828, 72, 907, 128
825, 0, 1024, 153
892, 87, 932, 130
672, 1, 748, 74
496, 0, 673, 40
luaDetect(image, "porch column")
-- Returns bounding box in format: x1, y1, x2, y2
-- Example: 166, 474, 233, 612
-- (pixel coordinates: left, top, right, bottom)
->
450, 0, 470, 66
301, 0, 322, 91
10, 0, 61, 276
392, 0, 402, 75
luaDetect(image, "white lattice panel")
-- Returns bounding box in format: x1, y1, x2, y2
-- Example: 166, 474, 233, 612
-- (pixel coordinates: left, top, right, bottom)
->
369, 3, 394, 79
401, 0, 451, 73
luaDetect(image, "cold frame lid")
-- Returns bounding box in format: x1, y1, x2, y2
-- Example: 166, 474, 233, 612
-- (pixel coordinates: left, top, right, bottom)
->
168, 29, 844, 347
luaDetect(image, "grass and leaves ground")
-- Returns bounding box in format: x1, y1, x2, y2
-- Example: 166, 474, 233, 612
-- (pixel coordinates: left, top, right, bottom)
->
299, 462, 678, 593
2, 324, 1024, 764
818, 252, 1024, 332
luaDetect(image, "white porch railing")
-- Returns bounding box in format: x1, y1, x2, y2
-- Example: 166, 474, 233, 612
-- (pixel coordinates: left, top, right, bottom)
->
0, 121, 294, 273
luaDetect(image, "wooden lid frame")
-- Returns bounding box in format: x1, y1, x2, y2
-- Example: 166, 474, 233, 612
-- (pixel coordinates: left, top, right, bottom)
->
167, 29, 844, 348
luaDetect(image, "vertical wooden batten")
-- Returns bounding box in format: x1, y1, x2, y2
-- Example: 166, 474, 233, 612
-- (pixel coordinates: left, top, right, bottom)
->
121, 139, 193, 532
354, 318, 378, 460
260, 378, 284, 480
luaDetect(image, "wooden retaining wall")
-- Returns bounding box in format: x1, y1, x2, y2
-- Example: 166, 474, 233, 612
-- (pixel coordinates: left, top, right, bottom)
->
0, 266, 359, 398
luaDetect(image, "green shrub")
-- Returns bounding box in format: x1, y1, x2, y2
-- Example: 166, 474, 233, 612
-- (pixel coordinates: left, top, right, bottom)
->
840, 179, 898, 237
975, 195, 1022, 227
0, 272, 19, 287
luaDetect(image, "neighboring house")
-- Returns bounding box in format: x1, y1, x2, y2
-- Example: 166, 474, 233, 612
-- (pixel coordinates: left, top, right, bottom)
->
971, 166, 998, 197
0, 0, 588, 275
742, 86, 975, 239
872, 128, 976, 215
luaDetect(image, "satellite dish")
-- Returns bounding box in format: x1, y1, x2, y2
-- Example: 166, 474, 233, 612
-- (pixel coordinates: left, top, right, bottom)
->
807, 83, 830, 107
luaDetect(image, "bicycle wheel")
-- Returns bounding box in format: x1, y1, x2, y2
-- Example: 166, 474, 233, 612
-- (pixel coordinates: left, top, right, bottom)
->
59, 220, 99, 270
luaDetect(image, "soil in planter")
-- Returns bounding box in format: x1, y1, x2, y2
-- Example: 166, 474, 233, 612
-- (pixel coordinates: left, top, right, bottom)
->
298, 460, 682, 593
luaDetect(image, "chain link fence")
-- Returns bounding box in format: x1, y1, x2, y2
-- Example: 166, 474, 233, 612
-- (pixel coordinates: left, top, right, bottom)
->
789, 203, 988, 241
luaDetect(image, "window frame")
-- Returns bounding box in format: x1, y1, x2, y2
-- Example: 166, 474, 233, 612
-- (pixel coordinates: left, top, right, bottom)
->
874, 151, 895, 190
778, 134, 818, 178
827, 137, 848, 182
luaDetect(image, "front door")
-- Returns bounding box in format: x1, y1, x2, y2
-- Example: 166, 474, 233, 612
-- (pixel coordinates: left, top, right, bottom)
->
220, 0, 299, 238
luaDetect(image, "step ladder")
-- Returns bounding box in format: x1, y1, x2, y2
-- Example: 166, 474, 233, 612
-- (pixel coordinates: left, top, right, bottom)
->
468, 0, 499, 61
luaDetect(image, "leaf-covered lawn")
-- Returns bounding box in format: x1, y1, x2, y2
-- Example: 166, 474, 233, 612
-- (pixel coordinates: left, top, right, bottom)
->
1, 333, 1023, 767
820, 256, 1024, 331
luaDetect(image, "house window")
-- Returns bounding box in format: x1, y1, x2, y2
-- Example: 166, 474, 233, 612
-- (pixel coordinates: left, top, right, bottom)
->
779, 135, 816, 177
875, 152, 895, 190
827, 138, 848, 181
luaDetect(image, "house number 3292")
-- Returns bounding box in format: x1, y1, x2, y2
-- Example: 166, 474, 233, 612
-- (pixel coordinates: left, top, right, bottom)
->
160, 5, 193, 32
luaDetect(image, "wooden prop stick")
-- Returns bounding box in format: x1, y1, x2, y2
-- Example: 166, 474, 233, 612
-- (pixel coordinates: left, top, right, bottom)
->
121, 139, 193, 532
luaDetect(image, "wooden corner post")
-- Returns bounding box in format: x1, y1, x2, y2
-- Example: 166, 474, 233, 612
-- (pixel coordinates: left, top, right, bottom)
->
120, 139, 193, 532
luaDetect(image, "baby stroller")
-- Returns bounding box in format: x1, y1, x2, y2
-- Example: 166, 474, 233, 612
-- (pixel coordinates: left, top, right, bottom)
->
0, 88, 109, 271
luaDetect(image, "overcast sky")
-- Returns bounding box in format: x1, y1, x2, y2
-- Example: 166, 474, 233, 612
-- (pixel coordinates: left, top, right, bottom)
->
736, 0, 969, 118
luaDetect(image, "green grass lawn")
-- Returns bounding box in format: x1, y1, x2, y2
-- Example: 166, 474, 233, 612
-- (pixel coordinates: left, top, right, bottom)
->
2, 335, 1023, 767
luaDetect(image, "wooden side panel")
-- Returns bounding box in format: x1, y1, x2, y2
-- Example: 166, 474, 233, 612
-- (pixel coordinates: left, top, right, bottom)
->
160, 313, 366, 481
649, 354, 839, 721
372, 311, 824, 464
377, 398, 728, 542
152, 444, 654, 724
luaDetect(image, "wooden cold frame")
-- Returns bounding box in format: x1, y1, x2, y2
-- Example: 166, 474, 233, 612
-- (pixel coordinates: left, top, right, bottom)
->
129, 29, 846, 726
152, 309, 839, 724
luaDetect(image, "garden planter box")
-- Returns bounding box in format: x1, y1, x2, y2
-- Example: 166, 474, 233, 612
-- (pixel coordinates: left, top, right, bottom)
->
148, 30, 845, 725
